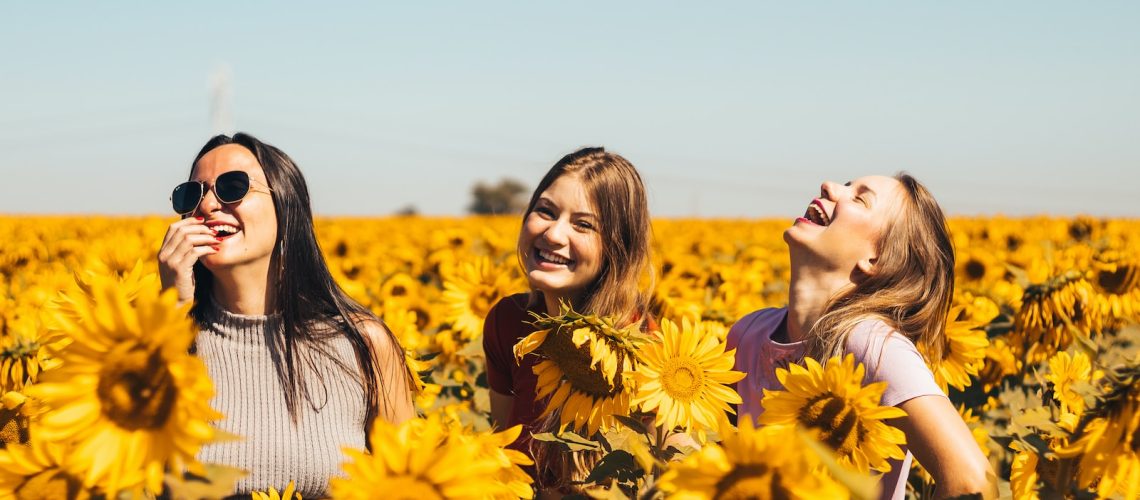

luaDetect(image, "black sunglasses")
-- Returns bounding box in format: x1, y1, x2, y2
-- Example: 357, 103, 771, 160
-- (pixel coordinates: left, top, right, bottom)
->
170, 170, 272, 215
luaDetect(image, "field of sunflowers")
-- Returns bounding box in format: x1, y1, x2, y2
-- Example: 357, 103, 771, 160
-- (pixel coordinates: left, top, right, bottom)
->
1, 215, 1139, 499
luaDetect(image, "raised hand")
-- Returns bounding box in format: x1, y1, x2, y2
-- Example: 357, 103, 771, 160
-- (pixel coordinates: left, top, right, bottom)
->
158, 217, 219, 305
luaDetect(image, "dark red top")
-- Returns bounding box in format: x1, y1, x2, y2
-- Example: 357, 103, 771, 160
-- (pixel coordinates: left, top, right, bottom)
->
483, 293, 546, 457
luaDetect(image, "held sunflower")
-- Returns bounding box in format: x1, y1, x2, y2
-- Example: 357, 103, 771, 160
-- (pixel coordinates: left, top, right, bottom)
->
759, 354, 907, 474
514, 303, 646, 435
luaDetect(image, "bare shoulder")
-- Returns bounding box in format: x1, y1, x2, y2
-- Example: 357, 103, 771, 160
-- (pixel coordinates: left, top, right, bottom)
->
354, 317, 402, 357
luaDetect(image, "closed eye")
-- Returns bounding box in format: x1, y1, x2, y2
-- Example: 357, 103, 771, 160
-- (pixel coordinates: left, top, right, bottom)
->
574, 220, 595, 231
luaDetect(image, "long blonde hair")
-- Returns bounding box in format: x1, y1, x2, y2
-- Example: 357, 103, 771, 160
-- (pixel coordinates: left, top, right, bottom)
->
519, 147, 654, 493
803, 173, 955, 365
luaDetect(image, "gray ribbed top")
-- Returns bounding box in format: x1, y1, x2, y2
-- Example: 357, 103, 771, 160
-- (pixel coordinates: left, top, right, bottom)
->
194, 299, 368, 497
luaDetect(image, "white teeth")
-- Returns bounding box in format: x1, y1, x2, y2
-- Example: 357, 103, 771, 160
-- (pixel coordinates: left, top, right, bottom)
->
213, 224, 240, 234
805, 204, 831, 226
537, 249, 571, 266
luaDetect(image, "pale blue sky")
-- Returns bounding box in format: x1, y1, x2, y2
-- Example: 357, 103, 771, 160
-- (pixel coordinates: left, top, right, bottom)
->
1, 2, 1137, 217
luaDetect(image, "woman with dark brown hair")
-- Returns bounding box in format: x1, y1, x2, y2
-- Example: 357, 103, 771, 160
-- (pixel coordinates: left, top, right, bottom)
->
728, 174, 995, 499
481, 147, 655, 492
157, 133, 414, 496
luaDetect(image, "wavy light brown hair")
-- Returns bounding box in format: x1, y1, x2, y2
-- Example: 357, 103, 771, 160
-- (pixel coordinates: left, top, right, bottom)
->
803, 173, 955, 365
518, 146, 655, 329
520, 147, 654, 493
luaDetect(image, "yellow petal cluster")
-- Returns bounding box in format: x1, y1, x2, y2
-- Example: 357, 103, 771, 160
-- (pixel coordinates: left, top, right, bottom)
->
331, 414, 533, 500
25, 271, 220, 496
759, 354, 907, 474
631, 318, 744, 442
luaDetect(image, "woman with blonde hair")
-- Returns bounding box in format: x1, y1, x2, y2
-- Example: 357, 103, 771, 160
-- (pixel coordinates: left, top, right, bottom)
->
482, 147, 655, 492
728, 174, 994, 499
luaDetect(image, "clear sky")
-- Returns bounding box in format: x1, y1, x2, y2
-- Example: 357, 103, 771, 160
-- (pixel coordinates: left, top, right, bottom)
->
2, 2, 1137, 218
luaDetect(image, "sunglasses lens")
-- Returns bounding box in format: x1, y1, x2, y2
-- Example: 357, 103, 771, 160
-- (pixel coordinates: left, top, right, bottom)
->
215, 171, 251, 203
171, 182, 203, 214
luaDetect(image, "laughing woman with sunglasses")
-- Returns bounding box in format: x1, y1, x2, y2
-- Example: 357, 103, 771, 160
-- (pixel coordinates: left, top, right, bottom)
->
158, 133, 415, 496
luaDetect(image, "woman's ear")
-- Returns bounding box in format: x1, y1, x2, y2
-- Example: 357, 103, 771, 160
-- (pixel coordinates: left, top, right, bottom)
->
855, 257, 878, 278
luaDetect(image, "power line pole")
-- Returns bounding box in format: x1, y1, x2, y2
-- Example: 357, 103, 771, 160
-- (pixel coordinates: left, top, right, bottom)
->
209, 64, 233, 135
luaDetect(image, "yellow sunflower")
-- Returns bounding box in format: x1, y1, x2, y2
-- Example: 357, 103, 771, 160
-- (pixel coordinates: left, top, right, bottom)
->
378, 272, 424, 311
1009, 441, 1041, 500
1056, 396, 1140, 499
1046, 351, 1093, 414
330, 414, 533, 500
0, 310, 62, 392
978, 338, 1019, 392
631, 318, 744, 442
442, 256, 523, 341
923, 306, 989, 392
252, 480, 302, 500
25, 273, 220, 496
957, 248, 1005, 286
0, 437, 96, 499
1, 389, 39, 445
514, 304, 645, 435
1013, 271, 1099, 364
759, 354, 907, 474
1090, 250, 1140, 326
658, 418, 850, 499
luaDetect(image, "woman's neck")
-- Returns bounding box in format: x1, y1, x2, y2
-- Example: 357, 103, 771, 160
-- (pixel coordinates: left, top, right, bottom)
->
542, 291, 581, 317
786, 263, 850, 344
211, 264, 277, 315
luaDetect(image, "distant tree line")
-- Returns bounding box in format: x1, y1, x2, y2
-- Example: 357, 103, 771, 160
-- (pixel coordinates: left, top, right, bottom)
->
468, 178, 529, 215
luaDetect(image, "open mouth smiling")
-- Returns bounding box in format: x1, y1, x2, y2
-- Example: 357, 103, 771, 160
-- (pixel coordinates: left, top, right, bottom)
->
804, 201, 832, 226
536, 248, 573, 267
207, 222, 242, 240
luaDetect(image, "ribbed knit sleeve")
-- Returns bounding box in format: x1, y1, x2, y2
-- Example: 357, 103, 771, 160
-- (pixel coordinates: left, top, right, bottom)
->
194, 299, 367, 498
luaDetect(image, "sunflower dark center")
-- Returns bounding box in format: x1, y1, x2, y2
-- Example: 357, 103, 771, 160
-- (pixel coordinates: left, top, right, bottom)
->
798, 394, 865, 454
965, 259, 987, 281
1006, 235, 1023, 251
0, 406, 29, 445
541, 327, 623, 397
391, 285, 408, 296
411, 307, 431, 330
97, 345, 178, 431
714, 465, 792, 500
469, 287, 501, 319
1097, 264, 1139, 295
1069, 220, 1094, 241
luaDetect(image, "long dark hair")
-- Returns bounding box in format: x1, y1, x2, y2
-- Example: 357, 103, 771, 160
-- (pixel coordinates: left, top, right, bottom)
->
188, 132, 406, 424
